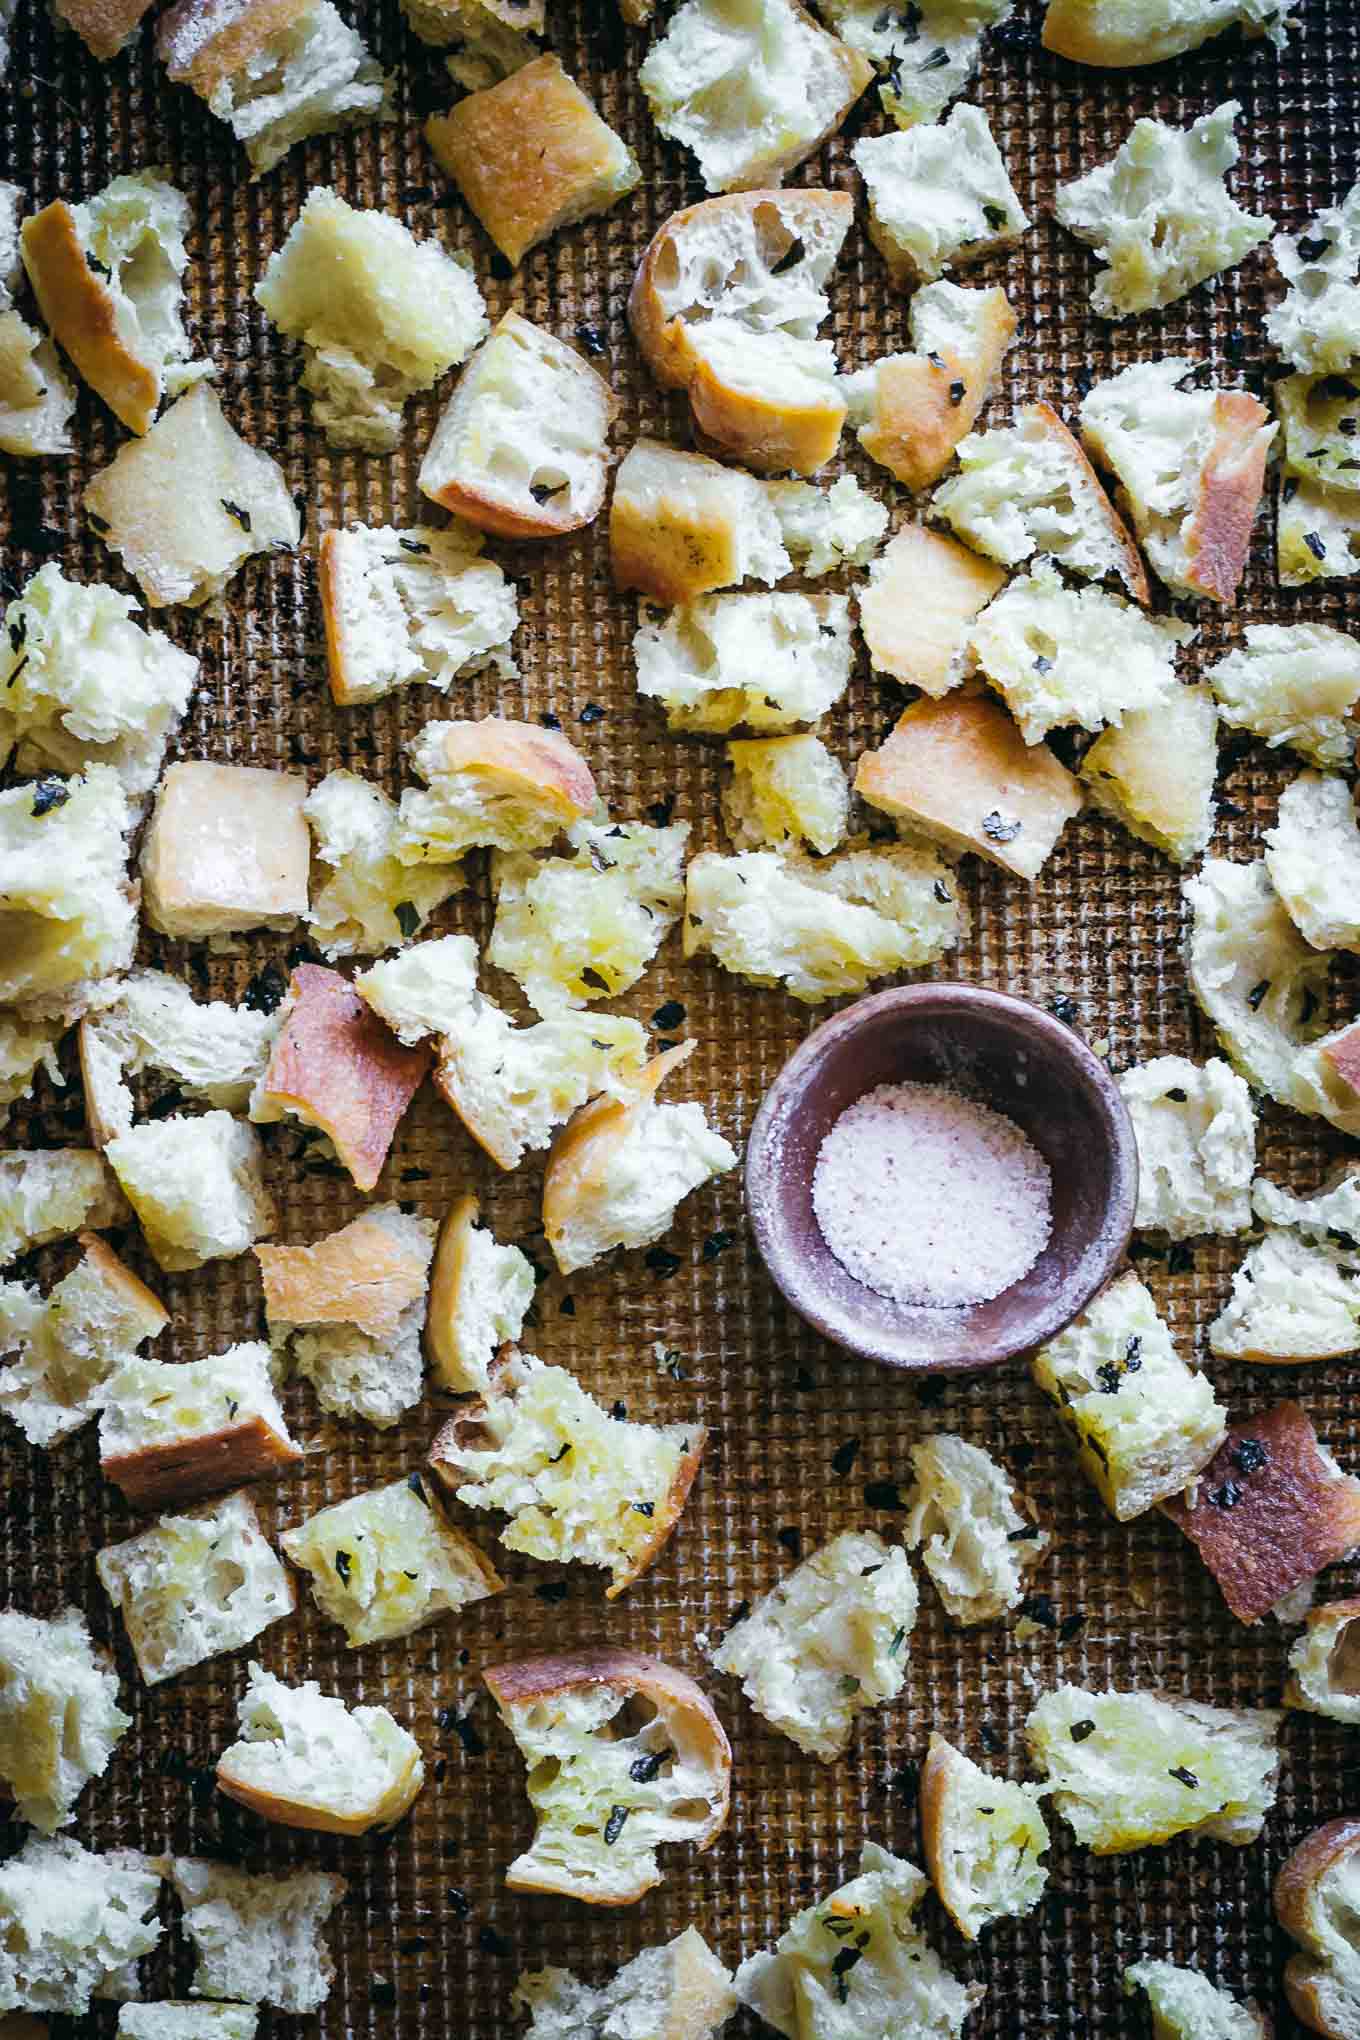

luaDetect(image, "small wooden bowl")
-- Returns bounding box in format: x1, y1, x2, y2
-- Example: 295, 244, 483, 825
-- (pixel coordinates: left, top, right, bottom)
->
745, 983, 1138, 1373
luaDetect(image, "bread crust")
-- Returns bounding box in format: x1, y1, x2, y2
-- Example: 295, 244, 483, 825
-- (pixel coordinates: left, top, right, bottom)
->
1276, 1817, 1360, 2038
1184, 390, 1273, 606
609, 440, 748, 605
53, 0, 157, 59
1027, 400, 1150, 602
79, 1231, 171, 1339
689, 356, 844, 477
20, 202, 158, 435
854, 289, 1016, 491
157, 0, 312, 92
255, 1213, 432, 1340
103, 1416, 302, 1513
859, 525, 1005, 696
1042, 0, 1272, 66
541, 1041, 691, 1266
432, 1055, 518, 1171
1286, 1596, 1360, 1714
1324, 1025, 1360, 1097
416, 717, 597, 824
215, 1743, 424, 1837
423, 1191, 478, 1385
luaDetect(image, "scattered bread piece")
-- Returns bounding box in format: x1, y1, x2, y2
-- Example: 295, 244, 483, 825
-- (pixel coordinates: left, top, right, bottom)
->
0, 766, 138, 1015
1254, 1166, 1360, 1245
1279, 474, 1360, 587
0, 1019, 65, 1133
319, 520, 517, 707
399, 0, 542, 88
0, 1835, 161, 2014
1287, 1600, 1360, 1724
905, 1433, 1050, 1624
354, 934, 479, 1047
396, 717, 596, 866
0, 1233, 168, 1448
841, 280, 1017, 492
1118, 1055, 1255, 1238
281, 1474, 503, 1646
635, 589, 853, 735
424, 1195, 535, 1394
921, 1733, 1049, 1941
0, 307, 77, 458
855, 105, 1029, 287
1081, 681, 1219, 866
767, 473, 888, 572
1266, 182, 1360, 374
610, 438, 790, 604
515, 1929, 734, 2040
817, 0, 1015, 130
859, 527, 1005, 699
1266, 773, 1360, 953
164, 1858, 345, 2015
52, 0, 158, 55
1209, 1230, 1360, 1364
98, 1342, 301, 1511
1276, 1817, 1360, 2040
106, 1113, 275, 1273
305, 769, 460, 961
1123, 1960, 1270, 2040
1276, 369, 1360, 498
117, 2008, 258, 2040
0, 1607, 130, 1835
722, 734, 848, 855
141, 762, 308, 938
434, 1000, 648, 1170
79, 969, 280, 1147
1045, 0, 1295, 65
216, 1661, 424, 1836
0, 1148, 127, 1267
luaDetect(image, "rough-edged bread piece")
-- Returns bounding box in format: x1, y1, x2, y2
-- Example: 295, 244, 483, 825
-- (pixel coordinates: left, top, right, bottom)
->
489, 817, 688, 1014
434, 1000, 649, 1170
1208, 1230, 1360, 1365
21, 174, 201, 436
427, 57, 639, 268
319, 520, 517, 707
1046, 0, 1293, 63
685, 841, 966, 1004
0, 766, 138, 1016
1055, 102, 1271, 318
397, 717, 596, 866
84, 383, 299, 609
268, 1205, 435, 1430
610, 438, 790, 604
859, 526, 1005, 698
79, 970, 279, 1147
1275, 369, 1360, 498
856, 691, 1082, 882
710, 1529, 917, 1761
1254, 1166, 1360, 1245
117, 2008, 258, 2040
842, 280, 1016, 493
0, 1607, 130, 1835
0, 1835, 162, 2014
765, 474, 888, 572
639, 0, 871, 194
400, 0, 542, 87
1032, 1271, 1226, 1521
354, 935, 479, 1047
1080, 681, 1218, 866
815, 0, 1014, 131
304, 770, 460, 961
216, 1661, 424, 1836
141, 762, 308, 938
1266, 772, 1360, 953
1279, 475, 1360, 588
543, 1042, 737, 1275
0, 1234, 168, 1448
96, 1488, 293, 1685
1276, 1818, 1360, 2040
484, 1648, 731, 1904
855, 105, 1028, 288
0, 1149, 127, 1267
1266, 183, 1360, 374
905, 1433, 1049, 1624
722, 735, 848, 855
515, 1929, 734, 2040
0, 1019, 65, 1133
0, 307, 77, 459
1124, 1962, 1269, 2040
429, 1350, 706, 1596
424, 1194, 534, 1395
98, 1343, 301, 1511
164, 1858, 344, 2014
635, 590, 852, 736
736, 1841, 981, 2040
255, 188, 486, 452
419, 312, 616, 538
1118, 1056, 1255, 1238
157, 0, 392, 178
51, 0, 158, 57
0, 183, 20, 299
1204, 622, 1360, 768
920, 1734, 1048, 1941
1287, 1600, 1360, 1724
106, 1113, 275, 1273
281, 1474, 503, 1646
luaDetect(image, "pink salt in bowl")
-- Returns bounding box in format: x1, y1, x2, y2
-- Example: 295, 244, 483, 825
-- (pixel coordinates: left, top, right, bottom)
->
745, 983, 1138, 1374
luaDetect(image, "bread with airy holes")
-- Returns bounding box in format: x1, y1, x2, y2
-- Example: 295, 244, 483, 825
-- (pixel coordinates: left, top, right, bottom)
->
635, 589, 853, 735
216, 1661, 424, 1836
98, 1342, 301, 1511
79, 970, 279, 1147
1265, 773, 1360, 953
434, 1000, 648, 1170
0, 1149, 127, 1266
281, 1475, 503, 1646
1276, 1818, 1360, 2040
1266, 184, 1360, 374
354, 935, 480, 1047
1118, 1055, 1255, 1238
319, 521, 517, 707
1123, 1961, 1270, 2039
920, 1733, 1049, 1940
0, 1835, 161, 2014
514, 1929, 734, 2040
1288, 1600, 1360, 1725
106, 1112, 275, 1273
396, 717, 596, 865
841, 278, 1017, 491
1205, 625, 1360, 768
0, 766, 137, 1016
854, 105, 1028, 286
163, 1857, 345, 2014
305, 769, 461, 962
722, 734, 848, 855
905, 1433, 1050, 1624
0, 1233, 167, 1447
0, 1607, 130, 1835
424, 1195, 535, 1395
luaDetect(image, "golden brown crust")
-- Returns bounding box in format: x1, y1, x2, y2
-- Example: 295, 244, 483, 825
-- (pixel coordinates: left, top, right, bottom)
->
855, 288, 1016, 492
609, 441, 746, 605
318, 528, 356, 707
215, 1744, 425, 1837
20, 202, 158, 436
423, 1192, 479, 1388
1183, 390, 1273, 607
53, 0, 158, 59
858, 524, 1005, 695
157, 0, 311, 93
541, 1041, 692, 1265
1324, 1026, 1360, 1098
614, 1429, 707, 1598
255, 1212, 432, 1339
688, 356, 845, 477
79, 1231, 171, 1338
1028, 399, 1149, 603
416, 717, 597, 824
1286, 1597, 1360, 1712
103, 1417, 302, 1513
430, 1054, 518, 1172
919, 1731, 966, 1934
1276, 1816, 1360, 2036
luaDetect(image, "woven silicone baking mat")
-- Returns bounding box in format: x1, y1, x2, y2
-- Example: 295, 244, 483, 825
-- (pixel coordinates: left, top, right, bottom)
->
3, 0, 1359, 2032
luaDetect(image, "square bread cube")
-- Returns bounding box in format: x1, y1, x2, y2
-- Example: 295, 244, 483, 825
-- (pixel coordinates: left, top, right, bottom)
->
1204, 622, 1360, 768
141, 762, 309, 938
0, 1017, 65, 1132
396, 716, 597, 865
426, 56, 640, 267
0, 1148, 127, 1265
921, 1734, 1049, 1943
0, 766, 137, 1014
905, 1433, 1050, 1624
1276, 369, 1360, 498
281, 1474, 503, 1646
0, 1834, 162, 2014
515, 1931, 734, 2040
105, 1111, 276, 1273
1079, 681, 1219, 865
854, 105, 1029, 287
0, 1606, 131, 1834
633, 590, 854, 735
859, 524, 1005, 696
51, 0, 157, 58
318, 520, 518, 706
424, 1194, 535, 1395
164, 1858, 345, 2015
610, 438, 790, 605
817, 0, 1014, 129
1117, 1055, 1256, 1239
0, 1232, 168, 1448
400, 0, 543, 87
354, 933, 480, 1046
721, 734, 848, 856
433, 999, 648, 1170
1264, 770, 1360, 952
1208, 1229, 1360, 1366
98, 1341, 302, 1512
304, 769, 462, 960
79, 968, 280, 1148
843, 278, 1016, 493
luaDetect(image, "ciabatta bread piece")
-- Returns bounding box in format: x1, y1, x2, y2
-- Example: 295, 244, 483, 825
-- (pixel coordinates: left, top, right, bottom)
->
841, 280, 1017, 491
117, 2009, 257, 2040
1279, 476, 1360, 589
305, 769, 461, 960
424, 1195, 535, 1394
855, 105, 1029, 287
0, 1836, 161, 2013
0, 1233, 167, 1447
1276, 369, 1360, 499
0, 766, 137, 1015
905, 1433, 1050, 1624
98, 1342, 301, 1510
281, 1474, 503, 1646
634, 589, 852, 735
483, 1648, 731, 1904
79, 969, 280, 1146
0, 1607, 130, 1834
515, 1929, 734, 2040
610, 439, 790, 604
164, 1858, 345, 2014
816, 0, 1014, 130
216, 1661, 424, 1835
1209, 1232, 1360, 1365
1287, 1600, 1360, 1724
396, 717, 596, 865
1265, 773, 1360, 953
105, 1112, 275, 1273
1123, 1961, 1270, 2039
1266, 183, 1360, 374
1276, 1819, 1360, 2039
0, 306, 77, 458
920, 1733, 1048, 1940
0, 1149, 127, 1266
710, 1528, 917, 1760
1080, 681, 1218, 866
1117, 1055, 1255, 1238
399, 0, 542, 88
319, 520, 517, 707
722, 734, 848, 855
1045, 0, 1295, 65
859, 525, 1004, 696
434, 1000, 648, 1169
96, 1488, 293, 1685
354, 934, 479, 1046
141, 762, 308, 938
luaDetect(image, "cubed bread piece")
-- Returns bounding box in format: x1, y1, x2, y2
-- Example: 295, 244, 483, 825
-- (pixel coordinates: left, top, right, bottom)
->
1208, 624, 1360, 768
920, 1734, 1049, 1941
1266, 182, 1360, 374
429, 1350, 705, 1595
543, 1042, 737, 1275
1276, 1818, 1360, 2040
1032, 1271, 1226, 1521
722, 734, 848, 855
854, 105, 1029, 287
1045, 0, 1294, 64
216, 1661, 424, 1836
157, 0, 392, 178
483, 1648, 731, 1903
418, 313, 616, 538
905, 1433, 1050, 1624
0, 1018, 65, 1132
319, 521, 518, 708
164, 1858, 345, 2015
489, 817, 688, 1014
1279, 475, 1360, 587
0, 1149, 127, 1267
0, 1836, 161, 2014
515, 1929, 734, 2040
859, 527, 1005, 699
1118, 1056, 1255, 1238
710, 1529, 917, 1760
1255, 1166, 1360, 1244
1123, 1962, 1270, 2040
1162, 1402, 1360, 1622
254, 189, 486, 452
639, 0, 871, 194
736, 1842, 980, 2040
305, 770, 460, 961
354, 935, 480, 1047
106, 1113, 275, 1272
400, 0, 542, 88
424, 1194, 535, 1395
0, 766, 137, 1014
1266, 772, 1360, 952
141, 762, 308, 938
764, 474, 888, 573
1027, 1685, 1281, 1852
96, 1488, 293, 1685
1208, 1230, 1360, 1365
0, 1234, 168, 1448
1080, 681, 1218, 866
1055, 102, 1272, 318
426, 57, 639, 268
855, 692, 1082, 882
98, 1342, 301, 1511
265, 1205, 435, 1429
434, 1000, 649, 1169
396, 717, 596, 866
280, 1474, 503, 1646
816, 0, 1015, 130
85, 383, 299, 608
610, 439, 790, 604
0, 1607, 130, 1835
1288, 1600, 1360, 1723
634, 591, 853, 735
841, 280, 1017, 492
684, 841, 966, 1004
1275, 369, 1360, 500
968, 560, 1191, 746
118, 2008, 258, 2040
80, 970, 280, 1147
20, 174, 201, 436
0, 309, 77, 458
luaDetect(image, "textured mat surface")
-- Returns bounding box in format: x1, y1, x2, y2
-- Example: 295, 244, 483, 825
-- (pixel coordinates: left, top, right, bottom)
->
2, 0, 1359, 2033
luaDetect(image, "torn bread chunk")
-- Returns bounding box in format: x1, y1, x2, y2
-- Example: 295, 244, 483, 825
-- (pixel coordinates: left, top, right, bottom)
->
722, 734, 848, 855
400, 0, 542, 88
1118, 1055, 1255, 1238
0, 766, 138, 1016
79, 969, 280, 1147
0, 1607, 130, 1835
0, 1149, 127, 1267
543, 1043, 737, 1275
856, 691, 1082, 882
1080, 681, 1218, 866
164, 1858, 345, 2014
1276, 1818, 1360, 2040
634, 590, 853, 735
0, 308, 77, 458
428, 1350, 706, 1595
842, 281, 1016, 494
1275, 368, 1360, 499
118, 2009, 258, 2040
483, 1648, 731, 1904
854, 105, 1029, 287
1279, 475, 1360, 587
141, 762, 308, 938
0, 1233, 168, 1448
0, 1019, 65, 1133
216, 1661, 424, 1836
426, 57, 639, 268
817, 0, 1015, 131
1162, 1403, 1360, 1622
96, 1488, 294, 1685
1266, 772, 1360, 953
515, 1930, 734, 2040
905, 1433, 1050, 1624
765, 474, 888, 573
1254, 1166, 1360, 1244
1287, 1600, 1360, 1723
610, 438, 790, 604
1123, 1961, 1269, 2040
639, 0, 871, 193
424, 1194, 534, 1395
1204, 623, 1360, 769
710, 1529, 917, 1760
98, 1342, 301, 1512
354, 934, 480, 1047
319, 521, 517, 707
0, 1836, 162, 2014
859, 525, 1004, 696
1208, 1230, 1360, 1365
434, 1001, 648, 1170
105, 1112, 276, 1273
396, 717, 597, 866
265, 1206, 435, 1430
1266, 182, 1360, 374
1045, 0, 1295, 65
1055, 102, 1272, 318
921, 1733, 1049, 1941
51, 0, 158, 57
281, 1476, 503, 1646
1032, 1271, 1227, 1521
304, 770, 461, 961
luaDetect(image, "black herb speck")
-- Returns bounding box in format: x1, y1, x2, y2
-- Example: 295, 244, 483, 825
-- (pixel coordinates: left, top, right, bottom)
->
832, 1437, 861, 1475
574, 322, 606, 357
1050, 992, 1080, 1025
919, 43, 949, 68
1069, 1718, 1096, 1743
702, 1230, 734, 1262
887, 1626, 906, 1657
539, 711, 562, 730
777, 1525, 802, 1559
645, 1246, 682, 1278
334, 1549, 352, 1585
611, 1400, 628, 1420
982, 811, 1022, 843
408, 1471, 427, 1503
1297, 235, 1332, 263
1022, 1593, 1058, 1631
983, 203, 1008, 231
647, 796, 676, 827
371, 1982, 398, 2009
547, 1441, 571, 1464
86, 249, 112, 279
581, 966, 612, 993
1231, 1437, 1269, 1475
1303, 531, 1328, 562
559, 1294, 576, 1317
978, 1722, 1001, 1753
1167, 1243, 1195, 1274
447, 1887, 472, 1919
1165, 1087, 1188, 1103
934, 879, 952, 904
88, 511, 111, 535
1007, 1522, 1042, 1543
948, 378, 967, 405
1210, 1480, 1244, 1510
221, 499, 252, 532
1169, 1766, 1199, 1789
1095, 1363, 1123, 1395
864, 1479, 908, 1510
629, 1747, 672, 1783
579, 702, 606, 724
399, 536, 432, 554
535, 1580, 569, 1603
243, 961, 287, 1014
603, 1805, 630, 1846
632, 1500, 655, 1517
1058, 1612, 1085, 1642
479, 1926, 512, 1956
652, 1000, 686, 1029
1246, 981, 1270, 1010
770, 236, 806, 277
529, 481, 562, 505
394, 900, 420, 939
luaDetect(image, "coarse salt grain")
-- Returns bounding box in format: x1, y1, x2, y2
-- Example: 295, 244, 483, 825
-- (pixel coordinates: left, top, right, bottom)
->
811, 1079, 1052, 1308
